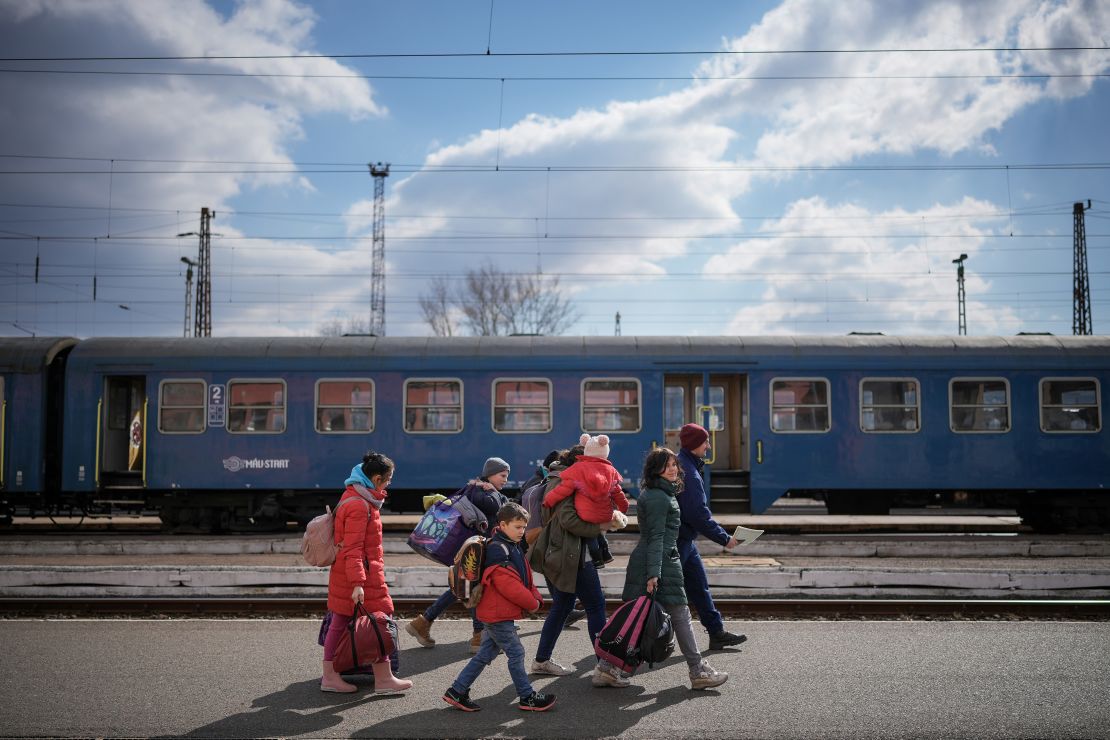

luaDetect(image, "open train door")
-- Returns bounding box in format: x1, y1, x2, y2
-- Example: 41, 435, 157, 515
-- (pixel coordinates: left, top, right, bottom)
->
99, 376, 146, 491
663, 373, 750, 513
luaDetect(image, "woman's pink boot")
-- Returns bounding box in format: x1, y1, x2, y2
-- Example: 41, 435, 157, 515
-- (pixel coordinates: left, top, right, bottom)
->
320, 660, 357, 693
371, 661, 413, 694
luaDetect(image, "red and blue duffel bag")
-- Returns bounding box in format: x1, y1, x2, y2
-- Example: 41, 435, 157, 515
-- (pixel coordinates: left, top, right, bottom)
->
331, 604, 398, 673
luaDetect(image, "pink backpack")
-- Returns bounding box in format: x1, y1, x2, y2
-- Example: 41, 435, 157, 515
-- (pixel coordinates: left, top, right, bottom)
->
301, 497, 363, 567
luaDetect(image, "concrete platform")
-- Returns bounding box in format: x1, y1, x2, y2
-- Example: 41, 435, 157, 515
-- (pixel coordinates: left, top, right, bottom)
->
1, 531, 1106, 559
7, 511, 1025, 534
3, 549, 1109, 600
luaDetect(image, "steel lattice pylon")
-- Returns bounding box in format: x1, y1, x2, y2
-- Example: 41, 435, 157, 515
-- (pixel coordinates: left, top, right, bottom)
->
1073, 201, 1093, 336
194, 208, 213, 337
369, 163, 390, 336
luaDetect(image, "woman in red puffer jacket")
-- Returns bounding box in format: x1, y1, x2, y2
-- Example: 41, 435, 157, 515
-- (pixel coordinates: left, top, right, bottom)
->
320, 450, 412, 695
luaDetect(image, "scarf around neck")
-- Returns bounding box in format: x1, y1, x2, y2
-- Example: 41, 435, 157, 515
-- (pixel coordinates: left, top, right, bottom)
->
345, 464, 386, 509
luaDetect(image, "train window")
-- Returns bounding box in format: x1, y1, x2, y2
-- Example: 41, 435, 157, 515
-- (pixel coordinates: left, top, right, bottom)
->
226, 379, 286, 434
315, 379, 374, 434
492, 378, 552, 433
404, 379, 463, 433
581, 378, 642, 433
664, 386, 685, 431
860, 378, 920, 433
158, 379, 206, 434
949, 378, 1010, 433
1039, 378, 1101, 433
694, 386, 726, 431
770, 378, 830, 433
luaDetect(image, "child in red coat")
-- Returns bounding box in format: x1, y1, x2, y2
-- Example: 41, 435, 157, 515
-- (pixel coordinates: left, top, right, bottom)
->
443, 502, 556, 712
320, 451, 412, 694
543, 433, 629, 565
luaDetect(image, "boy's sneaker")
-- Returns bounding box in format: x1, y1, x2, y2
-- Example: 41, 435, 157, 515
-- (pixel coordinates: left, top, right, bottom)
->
708, 629, 747, 650
590, 663, 630, 688
518, 692, 556, 711
690, 660, 729, 690
443, 687, 481, 712
530, 659, 573, 676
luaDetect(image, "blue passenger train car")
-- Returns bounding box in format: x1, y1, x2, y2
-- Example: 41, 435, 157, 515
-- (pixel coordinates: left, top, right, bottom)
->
44, 335, 1109, 532
0, 338, 77, 516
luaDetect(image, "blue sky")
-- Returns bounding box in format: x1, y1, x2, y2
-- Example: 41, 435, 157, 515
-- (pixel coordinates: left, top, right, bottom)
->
1, 0, 1108, 338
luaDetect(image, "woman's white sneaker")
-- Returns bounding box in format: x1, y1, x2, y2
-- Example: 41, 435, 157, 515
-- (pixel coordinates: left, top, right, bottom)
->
530, 659, 573, 676
591, 664, 630, 688
690, 660, 729, 690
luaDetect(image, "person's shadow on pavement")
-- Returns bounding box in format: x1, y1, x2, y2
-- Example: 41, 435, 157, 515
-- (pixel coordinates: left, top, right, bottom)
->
353, 656, 724, 740
170, 676, 404, 738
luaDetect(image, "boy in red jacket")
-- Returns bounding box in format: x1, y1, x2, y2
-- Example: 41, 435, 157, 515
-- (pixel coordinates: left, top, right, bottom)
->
443, 502, 557, 712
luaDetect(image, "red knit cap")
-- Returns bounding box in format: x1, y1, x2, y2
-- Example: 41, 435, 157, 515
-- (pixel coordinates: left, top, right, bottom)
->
679, 423, 709, 450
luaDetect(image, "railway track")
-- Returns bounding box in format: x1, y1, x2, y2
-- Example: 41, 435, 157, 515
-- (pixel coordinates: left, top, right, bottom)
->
2, 597, 1106, 619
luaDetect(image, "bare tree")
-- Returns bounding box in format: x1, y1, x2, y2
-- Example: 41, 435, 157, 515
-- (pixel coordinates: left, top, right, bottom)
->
317, 315, 372, 336
420, 263, 579, 336
418, 276, 457, 337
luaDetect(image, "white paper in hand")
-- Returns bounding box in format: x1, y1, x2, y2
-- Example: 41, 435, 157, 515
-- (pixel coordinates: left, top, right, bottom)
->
732, 525, 764, 546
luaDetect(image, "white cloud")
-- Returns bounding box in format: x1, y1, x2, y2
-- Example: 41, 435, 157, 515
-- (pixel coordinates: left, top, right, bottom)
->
3, 0, 383, 117
379, 0, 1108, 291
0, 0, 386, 336
2, 0, 1104, 337
706, 196, 1022, 335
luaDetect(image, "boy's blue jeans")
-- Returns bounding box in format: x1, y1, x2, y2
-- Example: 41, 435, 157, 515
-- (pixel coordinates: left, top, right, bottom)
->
451, 620, 534, 700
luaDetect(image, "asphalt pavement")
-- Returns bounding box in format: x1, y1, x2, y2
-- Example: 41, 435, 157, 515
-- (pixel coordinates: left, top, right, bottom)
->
1, 619, 1108, 738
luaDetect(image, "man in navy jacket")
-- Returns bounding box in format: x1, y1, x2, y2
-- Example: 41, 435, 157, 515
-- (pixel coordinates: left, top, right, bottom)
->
676, 423, 748, 650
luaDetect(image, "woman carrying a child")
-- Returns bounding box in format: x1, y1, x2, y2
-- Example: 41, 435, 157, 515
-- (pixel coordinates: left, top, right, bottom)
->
320, 451, 412, 694
406, 456, 511, 653
528, 444, 614, 682
542, 434, 629, 566
608, 447, 728, 691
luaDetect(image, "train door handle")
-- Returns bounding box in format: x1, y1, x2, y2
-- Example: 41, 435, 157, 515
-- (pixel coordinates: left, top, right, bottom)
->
756, 440, 763, 464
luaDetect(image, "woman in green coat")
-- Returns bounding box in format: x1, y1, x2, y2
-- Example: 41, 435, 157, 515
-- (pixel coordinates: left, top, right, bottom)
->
616, 447, 728, 691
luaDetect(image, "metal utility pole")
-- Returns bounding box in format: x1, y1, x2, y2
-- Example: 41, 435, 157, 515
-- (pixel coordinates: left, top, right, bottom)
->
1073, 200, 1093, 335
176, 208, 215, 336
953, 253, 968, 336
180, 257, 197, 337
368, 163, 390, 336
195, 208, 213, 337
614, 311, 621, 336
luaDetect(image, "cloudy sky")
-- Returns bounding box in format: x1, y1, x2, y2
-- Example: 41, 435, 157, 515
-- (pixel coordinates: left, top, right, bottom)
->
1, 0, 1108, 338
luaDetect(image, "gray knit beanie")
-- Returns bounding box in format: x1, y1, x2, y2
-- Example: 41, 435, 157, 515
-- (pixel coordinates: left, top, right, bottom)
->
481, 457, 510, 478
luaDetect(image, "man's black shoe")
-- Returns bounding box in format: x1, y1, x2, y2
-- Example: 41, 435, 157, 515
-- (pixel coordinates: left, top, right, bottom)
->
563, 609, 587, 628
443, 687, 481, 712
708, 630, 748, 650
518, 692, 557, 711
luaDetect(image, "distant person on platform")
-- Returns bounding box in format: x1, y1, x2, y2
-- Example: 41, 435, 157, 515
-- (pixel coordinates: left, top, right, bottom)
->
676, 423, 747, 651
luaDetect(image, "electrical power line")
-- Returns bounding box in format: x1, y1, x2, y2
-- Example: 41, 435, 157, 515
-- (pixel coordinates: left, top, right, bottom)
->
3, 163, 1109, 175
2, 67, 1107, 83
2, 44, 1105, 62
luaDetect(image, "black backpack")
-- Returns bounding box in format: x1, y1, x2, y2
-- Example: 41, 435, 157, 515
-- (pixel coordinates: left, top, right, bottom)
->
639, 592, 675, 668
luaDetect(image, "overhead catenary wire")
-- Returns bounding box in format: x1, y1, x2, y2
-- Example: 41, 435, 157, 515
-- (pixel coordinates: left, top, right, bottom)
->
0, 198, 1084, 221
1, 44, 1106, 62
2, 68, 1107, 83
3, 162, 1109, 175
